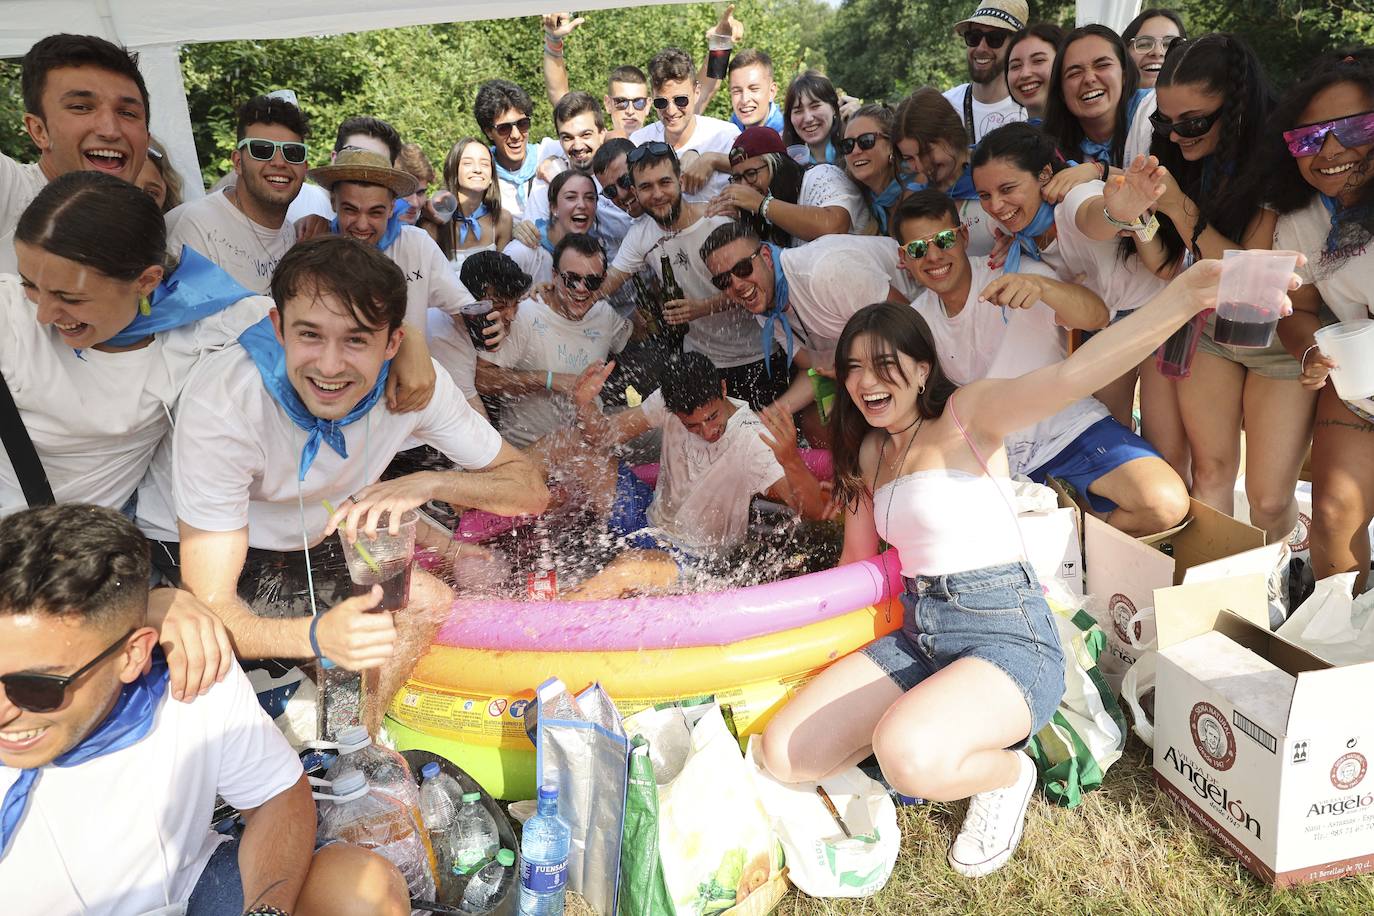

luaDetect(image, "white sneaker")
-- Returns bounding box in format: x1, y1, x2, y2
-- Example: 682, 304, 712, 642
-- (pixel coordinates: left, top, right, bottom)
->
948, 751, 1037, 877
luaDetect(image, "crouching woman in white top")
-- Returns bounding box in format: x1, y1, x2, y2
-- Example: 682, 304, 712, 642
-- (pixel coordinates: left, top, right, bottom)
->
759, 256, 1301, 878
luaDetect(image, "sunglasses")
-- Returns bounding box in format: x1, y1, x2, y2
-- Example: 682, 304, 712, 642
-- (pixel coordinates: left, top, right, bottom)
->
903, 228, 959, 259
2, 628, 133, 713
729, 165, 769, 186
840, 132, 888, 155
652, 95, 692, 112
627, 141, 675, 166
612, 96, 650, 111
1282, 110, 1374, 158
1149, 107, 1223, 140
1129, 35, 1182, 54
236, 137, 308, 164
559, 270, 605, 291
963, 28, 1009, 50
493, 117, 532, 139
600, 173, 635, 201
710, 246, 764, 290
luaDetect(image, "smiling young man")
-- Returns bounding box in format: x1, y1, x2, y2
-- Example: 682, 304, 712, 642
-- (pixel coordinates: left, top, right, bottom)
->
726, 49, 784, 135
540, 12, 650, 140
629, 48, 740, 202
166, 95, 308, 295
894, 191, 1189, 535
942, 0, 1029, 145
476, 79, 555, 219
0, 504, 410, 915
137, 237, 546, 733
1, 34, 150, 273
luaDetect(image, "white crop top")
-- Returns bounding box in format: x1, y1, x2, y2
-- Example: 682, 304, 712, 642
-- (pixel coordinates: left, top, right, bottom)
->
873, 469, 1025, 577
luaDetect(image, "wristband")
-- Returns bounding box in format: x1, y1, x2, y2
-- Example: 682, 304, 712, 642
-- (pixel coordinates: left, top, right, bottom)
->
308, 613, 333, 669
243, 908, 291, 916
1102, 204, 1150, 232
546, 370, 554, 390
543, 42, 564, 58
758, 193, 773, 222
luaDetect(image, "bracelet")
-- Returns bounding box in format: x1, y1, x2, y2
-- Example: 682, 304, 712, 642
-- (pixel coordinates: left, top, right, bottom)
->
543, 42, 564, 58
1300, 344, 1321, 375
243, 908, 291, 916
308, 613, 331, 667
758, 193, 773, 222
1102, 204, 1149, 232
546, 370, 554, 390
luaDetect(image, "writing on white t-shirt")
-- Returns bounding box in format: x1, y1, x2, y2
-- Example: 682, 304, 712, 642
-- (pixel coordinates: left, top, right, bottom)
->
166, 190, 296, 296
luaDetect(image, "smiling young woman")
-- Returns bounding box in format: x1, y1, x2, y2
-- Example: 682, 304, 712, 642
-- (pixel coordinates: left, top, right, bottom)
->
1042, 25, 1151, 172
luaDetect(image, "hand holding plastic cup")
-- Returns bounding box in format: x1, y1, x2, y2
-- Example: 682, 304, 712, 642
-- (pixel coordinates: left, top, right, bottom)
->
1314, 319, 1374, 399
706, 32, 734, 79
338, 509, 417, 612
460, 300, 500, 351
430, 191, 457, 224
1212, 249, 1299, 348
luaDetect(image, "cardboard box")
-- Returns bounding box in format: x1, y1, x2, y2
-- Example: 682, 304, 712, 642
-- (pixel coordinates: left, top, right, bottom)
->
1152, 575, 1374, 886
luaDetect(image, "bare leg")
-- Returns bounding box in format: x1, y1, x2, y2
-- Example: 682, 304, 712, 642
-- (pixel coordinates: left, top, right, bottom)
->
1240, 372, 1318, 542
1087, 456, 1191, 536
563, 548, 680, 600
870, 657, 1032, 801
296, 842, 410, 916
1138, 355, 1192, 486
1094, 366, 1138, 430
1310, 388, 1374, 594
1177, 350, 1245, 514
363, 567, 450, 734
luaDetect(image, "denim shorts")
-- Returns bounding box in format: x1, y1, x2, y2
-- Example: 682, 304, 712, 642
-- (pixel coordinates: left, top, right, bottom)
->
1027, 416, 1160, 513
860, 561, 1065, 747
186, 836, 243, 915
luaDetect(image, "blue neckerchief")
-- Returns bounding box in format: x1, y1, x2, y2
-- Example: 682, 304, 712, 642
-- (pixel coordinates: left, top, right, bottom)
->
1005, 202, 1058, 274
760, 243, 794, 376
456, 202, 490, 245
102, 247, 252, 348
1, 651, 169, 860
493, 143, 539, 209
237, 317, 390, 481
803, 140, 839, 166
534, 219, 557, 255
1079, 136, 1113, 167
1320, 194, 1342, 254
732, 102, 785, 135
947, 163, 979, 201
1027, 116, 1043, 128
330, 212, 402, 252
870, 178, 905, 235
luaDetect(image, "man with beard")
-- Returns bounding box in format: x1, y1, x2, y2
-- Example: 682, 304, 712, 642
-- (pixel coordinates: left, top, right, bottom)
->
942, 0, 1030, 145
2, 34, 150, 272
594, 143, 785, 408
166, 95, 308, 294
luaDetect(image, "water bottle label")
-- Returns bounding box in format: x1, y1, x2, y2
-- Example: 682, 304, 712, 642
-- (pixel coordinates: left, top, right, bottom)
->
520, 857, 568, 893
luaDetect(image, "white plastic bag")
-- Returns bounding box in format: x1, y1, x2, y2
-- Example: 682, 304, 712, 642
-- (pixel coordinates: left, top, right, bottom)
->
1276, 572, 1374, 665
1120, 653, 1157, 748
743, 738, 898, 898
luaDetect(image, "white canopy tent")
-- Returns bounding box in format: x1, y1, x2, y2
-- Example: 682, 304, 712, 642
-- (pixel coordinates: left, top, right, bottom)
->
0, 0, 1139, 198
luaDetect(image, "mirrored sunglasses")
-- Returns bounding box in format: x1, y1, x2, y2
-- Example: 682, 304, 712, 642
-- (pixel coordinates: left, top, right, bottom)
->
1283, 110, 1374, 158
904, 228, 959, 259
612, 96, 650, 111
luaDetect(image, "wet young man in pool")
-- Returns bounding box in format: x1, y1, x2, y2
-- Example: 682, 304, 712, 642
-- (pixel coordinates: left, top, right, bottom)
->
0, 504, 410, 915
560, 350, 830, 599
137, 236, 547, 733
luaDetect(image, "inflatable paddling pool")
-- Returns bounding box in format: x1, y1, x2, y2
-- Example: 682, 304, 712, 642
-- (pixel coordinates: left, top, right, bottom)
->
385, 448, 901, 799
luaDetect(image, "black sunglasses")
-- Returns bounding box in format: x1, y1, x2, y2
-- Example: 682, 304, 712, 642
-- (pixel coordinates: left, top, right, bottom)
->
612, 96, 650, 111
840, 132, 888, 155
963, 28, 1009, 49
2, 628, 134, 713
652, 95, 692, 112
493, 117, 532, 138
710, 247, 764, 290
627, 141, 675, 166
600, 173, 635, 200
237, 137, 308, 164
559, 270, 605, 291
1149, 107, 1223, 139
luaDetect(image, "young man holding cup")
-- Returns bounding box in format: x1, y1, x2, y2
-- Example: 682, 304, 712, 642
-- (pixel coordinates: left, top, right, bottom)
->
630, 48, 741, 201
138, 237, 547, 733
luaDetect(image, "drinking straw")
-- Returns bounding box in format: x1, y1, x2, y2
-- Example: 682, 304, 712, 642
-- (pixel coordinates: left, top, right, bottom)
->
321, 499, 381, 574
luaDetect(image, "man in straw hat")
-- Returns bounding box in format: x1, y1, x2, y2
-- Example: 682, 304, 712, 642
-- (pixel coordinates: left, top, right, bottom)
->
942, 0, 1030, 145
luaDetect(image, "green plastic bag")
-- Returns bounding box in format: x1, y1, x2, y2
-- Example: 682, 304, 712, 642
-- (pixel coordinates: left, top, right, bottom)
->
619, 736, 674, 916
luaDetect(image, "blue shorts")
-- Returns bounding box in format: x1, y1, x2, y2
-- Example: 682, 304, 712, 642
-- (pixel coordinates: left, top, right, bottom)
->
1027, 416, 1160, 513
187, 836, 243, 915
860, 562, 1065, 747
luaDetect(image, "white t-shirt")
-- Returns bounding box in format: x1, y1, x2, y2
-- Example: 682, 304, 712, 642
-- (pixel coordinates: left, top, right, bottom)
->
385, 225, 476, 330
1040, 179, 1166, 318
147, 347, 503, 550
641, 389, 784, 551
1276, 194, 1374, 324
0, 660, 302, 915
166, 189, 296, 296
495, 139, 563, 220
427, 307, 480, 401
0, 156, 48, 274
286, 179, 334, 224
943, 84, 1026, 145
958, 197, 999, 259
910, 259, 1109, 475
0, 278, 270, 516
478, 296, 632, 447
797, 164, 871, 242
630, 116, 741, 202
504, 238, 554, 288
776, 235, 905, 356
1123, 91, 1157, 167
612, 214, 762, 368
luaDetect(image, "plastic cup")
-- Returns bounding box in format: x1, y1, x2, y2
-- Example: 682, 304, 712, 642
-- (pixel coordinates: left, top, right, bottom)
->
706, 33, 734, 79
339, 509, 417, 612
460, 300, 498, 351
1156, 311, 1209, 379
786, 144, 812, 166
1315, 319, 1374, 399
1212, 249, 1299, 348
430, 191, 457, 224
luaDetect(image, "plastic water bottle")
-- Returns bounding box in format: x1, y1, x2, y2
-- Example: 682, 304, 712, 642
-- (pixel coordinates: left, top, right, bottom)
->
326, 726, 438, 880
517, 784, 571, 916
452, 791, 501, 876
461, 848, 516, 912
418, 762, 465, 900
318, 771, 437, 902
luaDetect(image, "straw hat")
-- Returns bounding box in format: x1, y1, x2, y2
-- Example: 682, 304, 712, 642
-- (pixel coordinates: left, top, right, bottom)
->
953, 0, 1029, 35
308, 148, 418, 198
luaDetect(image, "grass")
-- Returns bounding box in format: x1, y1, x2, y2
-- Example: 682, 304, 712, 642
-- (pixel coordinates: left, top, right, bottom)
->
767, 738, 1374, 916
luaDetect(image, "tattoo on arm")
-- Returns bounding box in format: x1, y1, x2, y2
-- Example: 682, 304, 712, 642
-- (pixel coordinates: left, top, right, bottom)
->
1316, 417, 1374, 433
246, 880, 289, 908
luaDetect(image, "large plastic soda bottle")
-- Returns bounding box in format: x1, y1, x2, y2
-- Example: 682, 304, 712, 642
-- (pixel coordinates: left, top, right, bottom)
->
325, 726, 438, 880
418, 762, 465, 901
318, 770, 437, 902
461, 848, 517, 912
451, 791, 501, 876
517, 784, 571, 916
